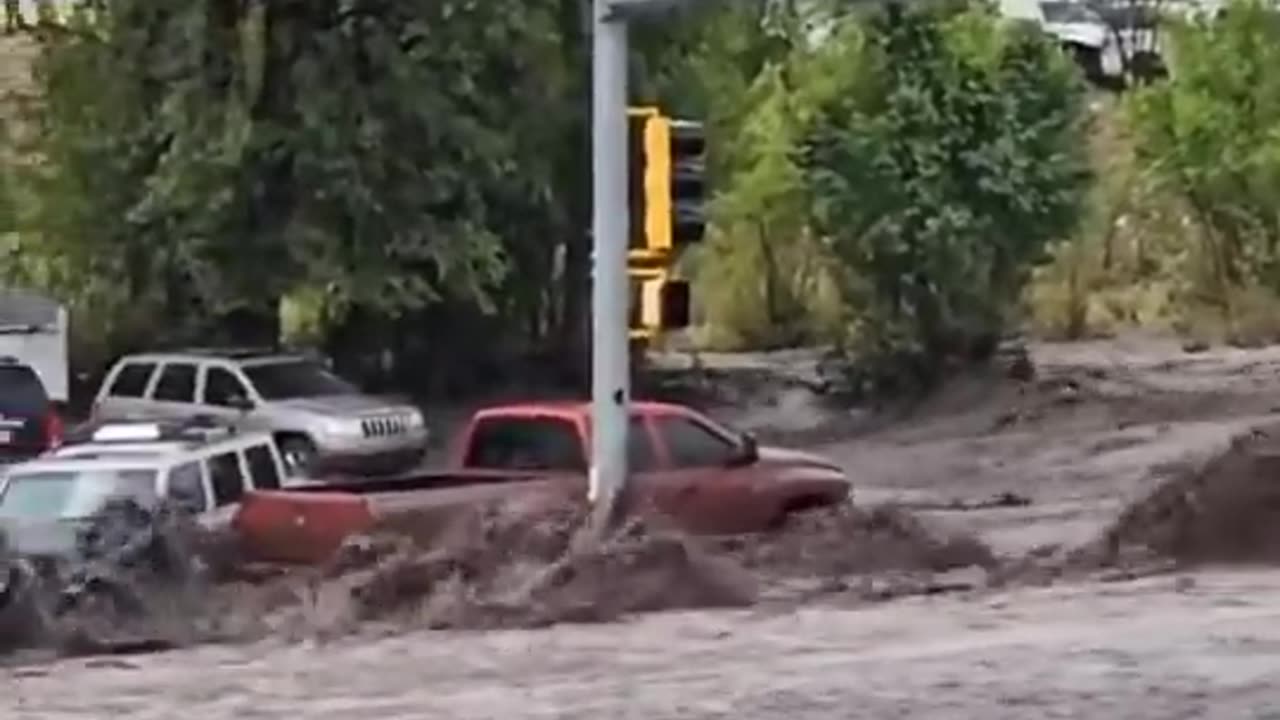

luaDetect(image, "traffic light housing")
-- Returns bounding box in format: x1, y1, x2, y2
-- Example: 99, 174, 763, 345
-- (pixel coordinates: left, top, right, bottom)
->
669, 119, 706, 247
627, 109, 655, 253
628, 267, 691, 340
659, 279, 691, 329
626, 107, 701, 341
627, 108, 706, 260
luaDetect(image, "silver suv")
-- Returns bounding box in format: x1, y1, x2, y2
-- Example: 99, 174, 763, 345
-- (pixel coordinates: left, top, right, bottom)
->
90, 348, 428, 476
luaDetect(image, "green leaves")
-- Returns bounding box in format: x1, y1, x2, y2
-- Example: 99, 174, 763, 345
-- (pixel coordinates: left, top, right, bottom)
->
13, 0, 579, 351
0, 0, 1098, 393
799, 4, 1090, 394
1127, 0, 1280, 310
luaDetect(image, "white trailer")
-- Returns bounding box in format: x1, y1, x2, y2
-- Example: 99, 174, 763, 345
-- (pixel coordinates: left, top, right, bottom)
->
0, 289, 68, 403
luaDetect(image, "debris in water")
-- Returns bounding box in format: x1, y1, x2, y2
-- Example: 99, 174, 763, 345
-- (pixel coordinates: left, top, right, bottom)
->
3, 487, 1007, 657
717, 504, 998, 579
1079, 424, 1280, 568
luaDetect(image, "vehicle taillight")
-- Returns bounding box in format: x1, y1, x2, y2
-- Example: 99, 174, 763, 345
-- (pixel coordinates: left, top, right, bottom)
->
43, 410, 64, 450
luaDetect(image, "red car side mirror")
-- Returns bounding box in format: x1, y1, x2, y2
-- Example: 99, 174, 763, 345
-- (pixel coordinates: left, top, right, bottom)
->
727, 432, 759, 468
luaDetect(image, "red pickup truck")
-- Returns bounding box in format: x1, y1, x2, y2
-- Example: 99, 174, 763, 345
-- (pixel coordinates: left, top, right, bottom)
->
235, 401, 852, 563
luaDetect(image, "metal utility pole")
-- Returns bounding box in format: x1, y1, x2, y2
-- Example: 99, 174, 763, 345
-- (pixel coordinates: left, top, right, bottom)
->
589, 0, 631, 528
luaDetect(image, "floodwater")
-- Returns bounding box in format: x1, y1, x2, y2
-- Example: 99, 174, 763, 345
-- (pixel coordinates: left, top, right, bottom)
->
12, 337, 1280, 718
8, 571, 1280, 719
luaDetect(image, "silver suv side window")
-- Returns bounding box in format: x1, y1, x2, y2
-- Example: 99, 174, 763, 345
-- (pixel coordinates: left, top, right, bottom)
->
206, 451, 246, 506
153, 363, 197, 403
108, 362, 156, 398
166, 461, 208, 513
245, 443, 281, 489
204, 367, 251, 408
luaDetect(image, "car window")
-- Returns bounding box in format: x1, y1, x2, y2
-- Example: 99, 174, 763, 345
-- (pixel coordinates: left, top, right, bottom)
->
628, 415, 658, 473
206, 451, 246, 506
245, 443, 281, 490
464, 416, 586, 471
152, 363, 197, 402
203, 367, 251, 407
166, 461, 208, 513
0, 364, 49, 417
107, 362, 156, 398
654, 415, 738, 469
241, 360, 355, 400
0, 468, 157, 520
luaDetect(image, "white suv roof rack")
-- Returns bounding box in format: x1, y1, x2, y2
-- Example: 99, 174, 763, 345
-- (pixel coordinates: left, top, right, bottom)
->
82, 417, 239, 445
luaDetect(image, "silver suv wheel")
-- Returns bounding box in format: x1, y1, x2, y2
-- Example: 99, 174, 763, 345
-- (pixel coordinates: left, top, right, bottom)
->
278, 435, 318, 476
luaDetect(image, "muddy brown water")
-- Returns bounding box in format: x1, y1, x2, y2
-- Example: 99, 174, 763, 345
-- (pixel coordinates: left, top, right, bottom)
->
244, 494, 1007, 641
16, 338, 1280, 717
1086, 422, 1280, 567
0, 491, 1009, 659
11, 417, 1280, 661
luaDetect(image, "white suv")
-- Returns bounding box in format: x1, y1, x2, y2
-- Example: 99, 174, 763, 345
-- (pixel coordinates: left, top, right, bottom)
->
0, 420, 288, 553
91, 348, 429, 477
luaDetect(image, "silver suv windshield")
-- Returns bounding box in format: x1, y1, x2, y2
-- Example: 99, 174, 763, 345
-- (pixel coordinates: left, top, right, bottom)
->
242, 360, 357, 400
0, 468, 158, 521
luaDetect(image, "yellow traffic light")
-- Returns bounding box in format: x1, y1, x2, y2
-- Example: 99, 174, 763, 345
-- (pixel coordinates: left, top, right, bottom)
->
626, 106, 700, 343
627, 265, 691, 335
627, 108, 705, 261
643, 115, 672, 254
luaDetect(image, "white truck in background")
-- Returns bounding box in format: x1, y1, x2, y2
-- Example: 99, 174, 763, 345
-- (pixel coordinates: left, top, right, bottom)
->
0, 289, 68, 404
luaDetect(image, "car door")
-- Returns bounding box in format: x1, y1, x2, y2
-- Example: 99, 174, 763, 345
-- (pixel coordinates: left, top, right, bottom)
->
243, 441, 283, 491
647, 411, 773, 534
202, 448, 248, 529
164, 460, 213, 516
196, 365, 258, 425
94, 360, 160, 421
575, 412, 744, 523
148, 361, 200, 420
620, 412, 667, 504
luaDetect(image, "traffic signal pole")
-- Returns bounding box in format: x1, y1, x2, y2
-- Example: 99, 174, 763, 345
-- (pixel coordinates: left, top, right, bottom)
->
589, 0, 631, 529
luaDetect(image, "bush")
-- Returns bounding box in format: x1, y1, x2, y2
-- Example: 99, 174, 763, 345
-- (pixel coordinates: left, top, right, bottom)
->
1126, 0, 1280, 346
800, 5, 1090, 397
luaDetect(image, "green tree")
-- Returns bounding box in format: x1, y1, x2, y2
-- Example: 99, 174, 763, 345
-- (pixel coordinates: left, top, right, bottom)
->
800, 5, 1090, 396
1126, 0, 1280, 342
631, 0, 833, 349
1025, 97, 1193, 341
692, 19, 867, 349
10, 0, 592, 392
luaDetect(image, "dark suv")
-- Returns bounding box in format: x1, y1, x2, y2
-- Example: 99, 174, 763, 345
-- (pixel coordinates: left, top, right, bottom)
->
0, 357, 63, 462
